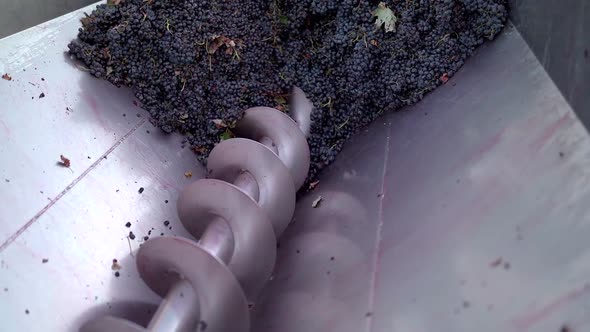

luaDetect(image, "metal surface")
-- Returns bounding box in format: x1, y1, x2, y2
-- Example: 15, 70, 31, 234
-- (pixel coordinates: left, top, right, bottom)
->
207, 138, 296, 237
80, 317, 146, 332
290, 86, 313, 138
146, 279, 199, 332
0, 0, 95, 38
234, 107, 311, 189
136, 237, 249, 332
509, 0, 590, 127
197, 217, 235, 267
0, 5, 204, 331
83, 99, 309, 331
99, 101, 309, 330
177, 179, 276, 301
253, 23, 590, 332
233, 170, 260, 201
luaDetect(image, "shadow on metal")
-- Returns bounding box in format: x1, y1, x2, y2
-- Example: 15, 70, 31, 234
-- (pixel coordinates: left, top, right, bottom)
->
72, 300, 158, 331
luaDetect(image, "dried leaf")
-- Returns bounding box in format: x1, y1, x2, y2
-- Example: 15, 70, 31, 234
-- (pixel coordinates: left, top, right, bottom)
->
107, 0, 122, 6
2, 73, 12, 81
208, 35, 240, 58
312, 196, 323, 208
184, 171, 193, 178
440, 73, 450, 83
489, 257, 503, 268
192, 146, 207, 154
80, 15, 93, 27
76, 64, 90, 72
309, 180, 320, 190
373, 2, 397, 33
274, 96, 287, 105
111, 259, 122, 271
274, 96, 288, 112
208, 35, 228, 54
102, 47, 111, 59
59, 155, 71, 168
106, 66, 113, 76
212, 119, 227, 128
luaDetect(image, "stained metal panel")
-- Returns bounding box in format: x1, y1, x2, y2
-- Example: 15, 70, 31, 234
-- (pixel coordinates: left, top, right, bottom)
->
0, 5, 206, 331
253, 24, 590, 332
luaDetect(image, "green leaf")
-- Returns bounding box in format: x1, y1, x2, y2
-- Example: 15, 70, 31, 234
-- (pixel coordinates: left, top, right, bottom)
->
219, 128, 235, 141
373, 2, 397, 33
274, 96, 287, 105
279, 15, 289, 25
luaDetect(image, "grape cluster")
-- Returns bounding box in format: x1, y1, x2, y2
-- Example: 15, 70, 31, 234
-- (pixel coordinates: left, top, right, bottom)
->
68, 0, 507, 183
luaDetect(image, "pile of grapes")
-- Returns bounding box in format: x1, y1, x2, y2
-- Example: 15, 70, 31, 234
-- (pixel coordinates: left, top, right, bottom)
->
69, 0, 507, 182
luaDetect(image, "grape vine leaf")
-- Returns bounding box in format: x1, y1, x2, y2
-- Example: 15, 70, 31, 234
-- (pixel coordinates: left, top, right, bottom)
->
279, 15, 289, 25
219, 128, 235, 141
373, 2, 397, 33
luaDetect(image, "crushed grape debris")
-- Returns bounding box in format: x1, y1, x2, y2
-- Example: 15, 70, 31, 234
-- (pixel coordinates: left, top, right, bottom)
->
59, 155, 71, 168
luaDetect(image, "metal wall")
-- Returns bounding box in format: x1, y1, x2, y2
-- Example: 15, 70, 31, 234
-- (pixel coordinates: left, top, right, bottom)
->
0, 0, 95, 38
252, 23, 590, 331
0, 6, 202, 330
509, 0, 590, 128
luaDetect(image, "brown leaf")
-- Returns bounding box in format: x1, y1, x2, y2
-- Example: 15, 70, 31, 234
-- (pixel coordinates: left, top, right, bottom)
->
80, 14, 93, 27
212, 119, 227, 128
489, 257, 502, 268
208, 36, 225, 55
59, 155, 71, 168
309, 180, 320, 190
111, 259, 122, 271
2, 73, 12, 81
440, 73, 450, 83
208, 35, 239, 56
102, 47, 111, 60
192, 146, 207, 154
312, 196, 323, 208
184, 171, 193, 178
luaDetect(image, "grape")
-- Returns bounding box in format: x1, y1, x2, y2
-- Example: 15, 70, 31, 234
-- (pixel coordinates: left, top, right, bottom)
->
68, 0, 508, 184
